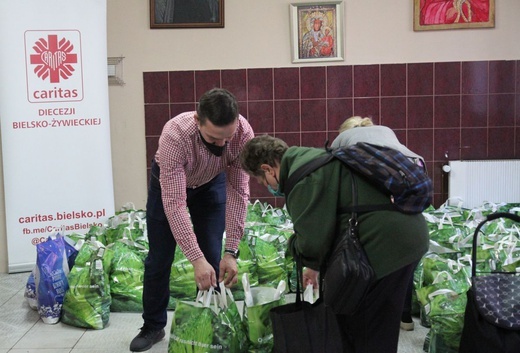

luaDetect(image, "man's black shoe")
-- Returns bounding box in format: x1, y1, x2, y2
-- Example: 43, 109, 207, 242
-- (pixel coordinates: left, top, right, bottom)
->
130, 327, 165, 352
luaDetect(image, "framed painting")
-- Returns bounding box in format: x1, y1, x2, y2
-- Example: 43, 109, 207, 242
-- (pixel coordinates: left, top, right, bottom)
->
290, 1, 344, 63
414, 0, 495, 31
150, 0, 224, 29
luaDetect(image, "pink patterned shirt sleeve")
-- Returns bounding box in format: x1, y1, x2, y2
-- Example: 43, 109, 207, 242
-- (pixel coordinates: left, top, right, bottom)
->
155, 112, 254, 262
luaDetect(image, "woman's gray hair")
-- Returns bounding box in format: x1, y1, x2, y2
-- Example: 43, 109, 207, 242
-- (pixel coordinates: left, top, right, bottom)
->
239, 135, 288, 177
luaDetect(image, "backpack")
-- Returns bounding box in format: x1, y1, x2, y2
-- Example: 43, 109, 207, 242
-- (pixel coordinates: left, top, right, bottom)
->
284, 142, 433, 214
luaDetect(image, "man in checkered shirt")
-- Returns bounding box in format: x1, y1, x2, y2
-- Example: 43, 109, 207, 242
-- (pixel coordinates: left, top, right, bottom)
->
130, 88, 254, 352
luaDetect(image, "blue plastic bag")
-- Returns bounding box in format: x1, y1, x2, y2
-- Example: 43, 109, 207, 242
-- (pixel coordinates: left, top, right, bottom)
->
34, 236, 70, 324
24, 268, 37, 310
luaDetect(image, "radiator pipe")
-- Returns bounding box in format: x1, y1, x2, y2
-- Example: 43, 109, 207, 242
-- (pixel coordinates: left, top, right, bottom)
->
441, 151, 450, 203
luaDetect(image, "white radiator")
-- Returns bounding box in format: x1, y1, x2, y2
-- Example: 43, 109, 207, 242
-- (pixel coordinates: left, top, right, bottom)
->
448, 160, 520, 209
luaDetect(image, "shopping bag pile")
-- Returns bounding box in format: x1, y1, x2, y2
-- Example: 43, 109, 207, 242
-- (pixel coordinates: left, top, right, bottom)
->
417, 201, 520, 353
23, 204, 148, 328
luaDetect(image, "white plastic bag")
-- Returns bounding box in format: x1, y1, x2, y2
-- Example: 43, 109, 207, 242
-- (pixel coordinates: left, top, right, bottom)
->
303, 283, 319, 304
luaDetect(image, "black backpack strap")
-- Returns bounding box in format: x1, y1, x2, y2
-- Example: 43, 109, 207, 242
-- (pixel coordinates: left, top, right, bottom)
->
284, 153, 334, 197
284, 147, 399, 214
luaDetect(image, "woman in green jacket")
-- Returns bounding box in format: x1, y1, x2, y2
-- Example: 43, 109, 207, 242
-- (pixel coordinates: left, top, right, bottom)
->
240, 134, 429, 353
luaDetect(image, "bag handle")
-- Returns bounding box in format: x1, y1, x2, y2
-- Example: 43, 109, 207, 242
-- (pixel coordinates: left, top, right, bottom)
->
242, 273, 254, 307
471, 212, 520, 277
197, 287, 216, 307
293, 255, 304, 306
293, 254, 324, 305
218, 281, 236, 309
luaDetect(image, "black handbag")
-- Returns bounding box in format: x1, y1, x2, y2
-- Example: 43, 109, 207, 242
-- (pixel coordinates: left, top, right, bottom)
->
322, 174, 376, 315
459, 212, 520, 353
269, 257, 343, 353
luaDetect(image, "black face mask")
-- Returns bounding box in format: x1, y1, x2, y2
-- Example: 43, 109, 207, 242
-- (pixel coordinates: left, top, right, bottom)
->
199, 131, 226, 157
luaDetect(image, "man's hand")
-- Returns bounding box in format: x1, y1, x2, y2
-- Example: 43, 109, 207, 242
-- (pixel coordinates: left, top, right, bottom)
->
192, 257, 217, 290
218, 253, 238, 288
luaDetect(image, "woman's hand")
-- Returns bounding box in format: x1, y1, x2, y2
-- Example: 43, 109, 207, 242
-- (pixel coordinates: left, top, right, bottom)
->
303, 268, 320, 289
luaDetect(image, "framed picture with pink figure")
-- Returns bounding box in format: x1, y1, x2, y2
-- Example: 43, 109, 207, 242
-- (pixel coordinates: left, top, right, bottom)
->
414, 0, 495, 31
290, 1, 344, 63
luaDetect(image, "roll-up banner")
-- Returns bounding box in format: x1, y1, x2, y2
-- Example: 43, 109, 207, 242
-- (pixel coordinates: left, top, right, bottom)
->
0, 0, 114, 273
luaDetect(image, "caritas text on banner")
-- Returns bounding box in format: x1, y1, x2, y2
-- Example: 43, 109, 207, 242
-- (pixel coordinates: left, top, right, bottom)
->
0, 0, 115, 273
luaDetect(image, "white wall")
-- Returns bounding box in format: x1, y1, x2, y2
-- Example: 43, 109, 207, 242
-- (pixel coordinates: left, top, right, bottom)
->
1, 0, 519, 272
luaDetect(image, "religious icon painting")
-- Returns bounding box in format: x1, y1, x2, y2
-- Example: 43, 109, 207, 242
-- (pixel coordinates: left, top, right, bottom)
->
290, 1, 344, 63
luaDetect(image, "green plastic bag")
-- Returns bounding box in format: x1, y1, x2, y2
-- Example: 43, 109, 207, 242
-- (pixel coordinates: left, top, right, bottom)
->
253, 235, 287, 288
73, 238, 114, 272
61, 248, 111, 329
242, 273, 286, 353
86, 225, 108, 246
427, 289, 466, 353
61, 240, 112, 329
108, 238, 147, 312
169, 284, 246, 353
168, 246, 196, 309
229, 236, 258, 301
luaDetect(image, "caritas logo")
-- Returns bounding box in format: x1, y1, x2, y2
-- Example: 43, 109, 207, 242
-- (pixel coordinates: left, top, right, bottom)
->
25, 30, 83, 103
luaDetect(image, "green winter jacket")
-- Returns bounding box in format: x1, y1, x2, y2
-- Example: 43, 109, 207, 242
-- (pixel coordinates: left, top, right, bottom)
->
281, 146, 429, 279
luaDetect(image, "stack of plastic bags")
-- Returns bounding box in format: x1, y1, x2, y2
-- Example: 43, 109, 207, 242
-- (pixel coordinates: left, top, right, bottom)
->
416, 200, 520, 353
24, 203, 148, 329
167, 200, 295, 308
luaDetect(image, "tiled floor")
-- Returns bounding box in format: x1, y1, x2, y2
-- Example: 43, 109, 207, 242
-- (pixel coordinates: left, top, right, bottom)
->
0, 272, 428, 353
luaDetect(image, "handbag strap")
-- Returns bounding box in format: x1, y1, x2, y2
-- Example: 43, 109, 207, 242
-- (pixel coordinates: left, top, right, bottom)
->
294, 171, 360, 302
319, 171, 360, 279
349, 173, 359, 227
294, 255, 303, 305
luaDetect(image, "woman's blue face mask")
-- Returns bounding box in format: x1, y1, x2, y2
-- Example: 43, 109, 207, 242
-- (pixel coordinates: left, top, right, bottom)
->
267, 184, 284, 197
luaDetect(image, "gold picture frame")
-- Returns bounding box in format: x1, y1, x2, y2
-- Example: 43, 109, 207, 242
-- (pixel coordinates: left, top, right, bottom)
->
150, 0, 224, 29
290, 1, 344, 63
414, 0, 495, 31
